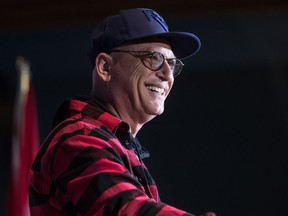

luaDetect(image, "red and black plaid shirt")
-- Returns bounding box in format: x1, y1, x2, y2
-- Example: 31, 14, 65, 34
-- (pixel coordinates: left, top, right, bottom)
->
29, 96, 194, 216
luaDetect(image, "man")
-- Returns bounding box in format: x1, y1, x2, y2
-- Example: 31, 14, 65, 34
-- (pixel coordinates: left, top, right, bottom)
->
29, 8, 213, 216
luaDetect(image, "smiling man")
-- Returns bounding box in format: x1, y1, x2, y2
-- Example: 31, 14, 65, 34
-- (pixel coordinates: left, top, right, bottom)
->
91, 40, 176, 136
29, 8, 209, 216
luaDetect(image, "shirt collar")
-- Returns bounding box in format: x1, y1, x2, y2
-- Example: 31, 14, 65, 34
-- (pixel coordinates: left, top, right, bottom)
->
66, 95, 150, 159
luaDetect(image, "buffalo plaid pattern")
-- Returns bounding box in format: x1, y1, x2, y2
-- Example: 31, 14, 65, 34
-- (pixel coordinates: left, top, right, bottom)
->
29, 96, 193, 216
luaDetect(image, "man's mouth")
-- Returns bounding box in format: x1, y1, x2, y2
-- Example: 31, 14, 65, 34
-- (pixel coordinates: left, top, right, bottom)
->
146, 85, 165, 94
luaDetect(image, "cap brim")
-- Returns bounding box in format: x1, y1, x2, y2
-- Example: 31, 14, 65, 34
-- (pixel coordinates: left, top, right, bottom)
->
161, 32, 201, 59
126, 32, 201, 59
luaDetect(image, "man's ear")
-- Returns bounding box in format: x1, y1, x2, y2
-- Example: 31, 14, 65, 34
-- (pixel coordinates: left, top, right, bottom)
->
95, 53, 112, 82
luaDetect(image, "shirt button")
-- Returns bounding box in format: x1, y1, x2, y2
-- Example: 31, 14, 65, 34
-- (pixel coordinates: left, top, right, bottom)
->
124, 140, 130, 146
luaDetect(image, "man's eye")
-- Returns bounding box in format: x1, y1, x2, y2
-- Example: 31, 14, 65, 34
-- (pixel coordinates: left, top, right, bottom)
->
168, 59, 176, 66
151, 53, 162, 61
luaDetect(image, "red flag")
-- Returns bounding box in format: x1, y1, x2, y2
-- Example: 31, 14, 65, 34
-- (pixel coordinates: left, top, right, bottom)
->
6, 56, 40, 216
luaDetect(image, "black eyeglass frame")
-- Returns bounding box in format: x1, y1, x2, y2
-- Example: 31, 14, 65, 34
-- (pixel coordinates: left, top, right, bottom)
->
109, 50, 184, 77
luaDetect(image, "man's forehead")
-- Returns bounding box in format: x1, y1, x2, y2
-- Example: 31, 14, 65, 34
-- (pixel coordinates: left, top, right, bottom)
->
118, 42, 174, 57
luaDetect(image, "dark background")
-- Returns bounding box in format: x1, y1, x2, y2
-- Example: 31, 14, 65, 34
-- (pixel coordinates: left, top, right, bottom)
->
1, 1, 288, 215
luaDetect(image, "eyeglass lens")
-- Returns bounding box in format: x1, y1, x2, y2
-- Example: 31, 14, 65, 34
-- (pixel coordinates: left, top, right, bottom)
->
145, 52, 183, 77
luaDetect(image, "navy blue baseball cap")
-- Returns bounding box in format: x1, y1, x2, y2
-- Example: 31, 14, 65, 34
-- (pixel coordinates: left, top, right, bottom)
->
88, 8, 201, 67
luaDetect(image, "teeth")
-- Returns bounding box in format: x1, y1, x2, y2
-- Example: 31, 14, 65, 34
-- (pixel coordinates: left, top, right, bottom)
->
146, 86, 165, 94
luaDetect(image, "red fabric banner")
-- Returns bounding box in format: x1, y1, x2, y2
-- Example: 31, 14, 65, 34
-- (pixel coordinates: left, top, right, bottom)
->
6, 57, 40, 216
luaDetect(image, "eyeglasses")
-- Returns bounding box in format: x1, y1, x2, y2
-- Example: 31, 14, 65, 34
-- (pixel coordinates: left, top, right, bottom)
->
110, 50, 184, 77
